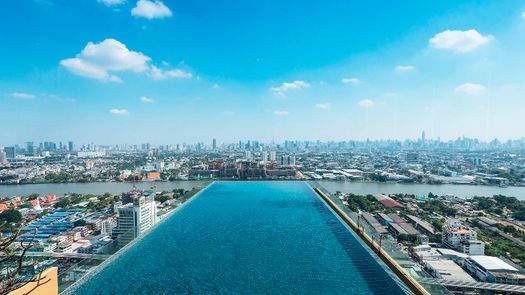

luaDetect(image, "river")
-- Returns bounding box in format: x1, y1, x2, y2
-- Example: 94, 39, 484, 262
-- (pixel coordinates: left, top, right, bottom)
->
1, 180, 525, 200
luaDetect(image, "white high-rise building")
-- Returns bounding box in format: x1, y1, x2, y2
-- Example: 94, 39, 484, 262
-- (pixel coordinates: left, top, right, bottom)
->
269, 151, 277, 162
101, 220, 114, 236
0, 150, 6, 164
262, 151, 268, 164
115, 195, 157, 246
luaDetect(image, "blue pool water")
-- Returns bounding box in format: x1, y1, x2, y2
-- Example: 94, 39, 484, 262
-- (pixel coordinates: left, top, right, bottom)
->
71, 182, 408, 294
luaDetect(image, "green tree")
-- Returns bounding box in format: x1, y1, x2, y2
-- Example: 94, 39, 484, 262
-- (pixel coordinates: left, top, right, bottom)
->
55, 199, 71, 208
73, 219, 86, 227
0, 209, 22, 223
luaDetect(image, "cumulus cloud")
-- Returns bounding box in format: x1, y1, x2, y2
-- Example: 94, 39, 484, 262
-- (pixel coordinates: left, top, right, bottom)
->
270, 80, 310, 96
429, 29, 493, 53
131, 0, 172, 19
60, 39, 150, 82
522, 11, 525, 19
357, 99, 374, 108
395, 65, 415, 72
61, 39, 191, 82
149, 66, 192, 80
212, 83, 220, 89
10, 92, 36, 99
341, 78, 361, 85
223, 111, 234, 116
454, 83, 486, 95
109, 108, 130, 115
139, 96, 154, 103
274, 110, 290, 116
98, 0, 125, 6
315, 102, 332, 109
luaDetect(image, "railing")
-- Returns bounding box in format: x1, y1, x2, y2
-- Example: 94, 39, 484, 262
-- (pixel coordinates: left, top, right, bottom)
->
308, 181, 451, 295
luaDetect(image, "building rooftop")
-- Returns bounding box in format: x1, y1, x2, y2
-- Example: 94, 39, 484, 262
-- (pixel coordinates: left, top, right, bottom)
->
436, 248, 469, 259
425, 260, 476, 282
468, 256, 518, 272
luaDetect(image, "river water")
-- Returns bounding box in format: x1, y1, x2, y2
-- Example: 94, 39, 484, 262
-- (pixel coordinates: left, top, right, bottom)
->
1, 180, 525, 200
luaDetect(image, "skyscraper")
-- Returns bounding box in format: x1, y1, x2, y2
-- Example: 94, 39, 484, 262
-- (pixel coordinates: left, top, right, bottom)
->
0, 150, 6, 164
25, 142, 34, 155
68, 141, 74, 152
421, 130, 426, 143
3, 147, 15, 159
212, 138, 217, 150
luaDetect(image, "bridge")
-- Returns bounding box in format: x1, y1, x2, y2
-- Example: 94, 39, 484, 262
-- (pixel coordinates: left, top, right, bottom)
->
421, 278, 525, 294
22, 252, 110, 260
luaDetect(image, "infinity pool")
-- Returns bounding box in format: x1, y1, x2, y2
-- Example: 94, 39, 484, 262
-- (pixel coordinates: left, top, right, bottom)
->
69, 181, 408, 294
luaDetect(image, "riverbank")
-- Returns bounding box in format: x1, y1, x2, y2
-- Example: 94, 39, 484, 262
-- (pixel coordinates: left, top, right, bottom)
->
1, 180, 525, 200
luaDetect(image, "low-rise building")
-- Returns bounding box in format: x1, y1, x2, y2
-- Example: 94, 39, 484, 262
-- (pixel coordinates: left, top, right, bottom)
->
465, 256, 525, 285
425, 259, 476, 282
442, 219, 484, 255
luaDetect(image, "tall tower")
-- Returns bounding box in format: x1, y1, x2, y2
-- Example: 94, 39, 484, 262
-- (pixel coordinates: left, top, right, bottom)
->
421, 130, 426, 143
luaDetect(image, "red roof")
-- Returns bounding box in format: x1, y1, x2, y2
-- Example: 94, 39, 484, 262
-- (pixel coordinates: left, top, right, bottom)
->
380, 199, 404, 208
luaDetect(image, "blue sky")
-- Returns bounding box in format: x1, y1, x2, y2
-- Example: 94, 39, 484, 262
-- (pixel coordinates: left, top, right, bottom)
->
1, 0, 525, 145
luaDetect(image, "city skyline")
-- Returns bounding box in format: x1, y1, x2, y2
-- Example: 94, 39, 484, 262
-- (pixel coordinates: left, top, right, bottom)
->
2, 1, 525, 143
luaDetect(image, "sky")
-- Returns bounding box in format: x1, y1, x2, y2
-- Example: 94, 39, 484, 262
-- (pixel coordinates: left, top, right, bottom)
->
1, 0, 525, 145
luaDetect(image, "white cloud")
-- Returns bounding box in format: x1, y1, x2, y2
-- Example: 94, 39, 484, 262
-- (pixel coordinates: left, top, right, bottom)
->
274, 110, 290, 116
315, 102, 332, 109
223, 111, 234, 116
270, 80, 310, 96
109, 108, 129, 115
429, 29, 493, 53
212, 83, 220, 89
48, 94, 76, 103
341, 78, 361, 85
10, 92, 36, 99
131, 0, 172, 19
522, 11, 525, 19
98, 0, 125, 6
61, 39, 190, 82
60, 39, 150, 82
149, 66, 192, 80
357, 99, 374, 108
395, 65, 415, 72
455, 83, 486, 95
139, 96, 154, 103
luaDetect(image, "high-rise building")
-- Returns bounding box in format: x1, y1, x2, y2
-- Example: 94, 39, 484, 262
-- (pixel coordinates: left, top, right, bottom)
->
4, 147, 15, 159
25, 142, 34, 155
68, 141, 74, 152
245, 151, 252, 161
0, 150, 6, 164
269, 151, 277, 162
421, 130, 426, 143
115, 195, 157, 246
212, 138, 217, 150
262, 151, 268, 164
278, 155, 296, 167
